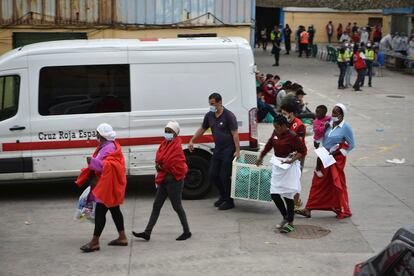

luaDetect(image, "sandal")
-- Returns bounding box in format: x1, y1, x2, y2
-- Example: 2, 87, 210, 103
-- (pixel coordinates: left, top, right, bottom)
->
108, 239, 128, 246
295, 209, 311, 218
80, 243, 100, 253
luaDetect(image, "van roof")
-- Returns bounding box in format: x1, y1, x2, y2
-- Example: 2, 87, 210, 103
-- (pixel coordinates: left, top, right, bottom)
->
0, 37, 249, 65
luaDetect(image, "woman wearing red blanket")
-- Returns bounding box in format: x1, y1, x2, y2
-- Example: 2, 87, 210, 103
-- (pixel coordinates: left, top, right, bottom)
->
133, 121, 191, 241
76, 123, 128, 253
296, 103, 355, 220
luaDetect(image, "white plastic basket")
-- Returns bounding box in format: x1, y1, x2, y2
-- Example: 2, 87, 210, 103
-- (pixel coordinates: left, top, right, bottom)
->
231, 150, 273, 202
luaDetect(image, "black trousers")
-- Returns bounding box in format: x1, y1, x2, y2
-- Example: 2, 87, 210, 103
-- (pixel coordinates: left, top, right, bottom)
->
94, 203, 125, 237
274, 51, 280, 65
362, 60, 373, 86
271, 194, 295, 223
209, 150, 234, 203
338, 62, 347, 87
353, 68, 366, 90
285, 39, 291, 53
145, 179, 190, 234
299, 43, 309, 57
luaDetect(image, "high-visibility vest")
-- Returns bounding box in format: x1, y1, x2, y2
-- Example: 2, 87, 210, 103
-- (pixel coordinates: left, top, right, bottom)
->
365, 49, 375, 61
344, 49, 351, 62
300, 31, 309, 44
337, 52, 346, 63
271, 31, 281, 41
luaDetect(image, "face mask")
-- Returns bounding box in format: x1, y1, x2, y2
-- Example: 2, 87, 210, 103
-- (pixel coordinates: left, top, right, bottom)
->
209, 106, 217, 113
284, 115, 291, 122
332, 116, 340, 123
164, 132, 174, 141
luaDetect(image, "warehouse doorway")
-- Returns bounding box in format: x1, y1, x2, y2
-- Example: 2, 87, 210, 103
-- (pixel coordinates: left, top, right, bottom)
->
255, 6, 281, 45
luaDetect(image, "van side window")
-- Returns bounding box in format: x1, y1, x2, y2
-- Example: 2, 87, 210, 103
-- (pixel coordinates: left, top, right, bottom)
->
39, 65, 130, 116
0, 75, 20, 122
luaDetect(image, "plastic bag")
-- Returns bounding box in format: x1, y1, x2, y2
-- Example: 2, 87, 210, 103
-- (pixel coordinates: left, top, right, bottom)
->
74, 186, 96, 223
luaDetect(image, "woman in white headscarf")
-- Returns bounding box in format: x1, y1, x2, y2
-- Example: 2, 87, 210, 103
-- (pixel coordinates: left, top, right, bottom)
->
296, 103, 355, 220
132, 121, 191, 241
76, 123, 128, 252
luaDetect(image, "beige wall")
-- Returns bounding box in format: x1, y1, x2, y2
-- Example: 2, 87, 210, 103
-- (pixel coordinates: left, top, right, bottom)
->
0, 26, 251, 56
284, 12, 391, 43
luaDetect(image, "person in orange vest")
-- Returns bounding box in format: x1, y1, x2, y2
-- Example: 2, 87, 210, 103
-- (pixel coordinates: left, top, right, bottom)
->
299, 26, 310, 58
353, 45, 367, 91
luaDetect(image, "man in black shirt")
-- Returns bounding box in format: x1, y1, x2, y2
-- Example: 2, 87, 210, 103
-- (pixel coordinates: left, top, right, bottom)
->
189, 93, 240, 210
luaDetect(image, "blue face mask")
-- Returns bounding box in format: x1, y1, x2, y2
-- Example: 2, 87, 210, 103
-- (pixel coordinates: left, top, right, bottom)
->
164, 132, 174, 141
332, 116, 340, 123
209, 106, 217, 113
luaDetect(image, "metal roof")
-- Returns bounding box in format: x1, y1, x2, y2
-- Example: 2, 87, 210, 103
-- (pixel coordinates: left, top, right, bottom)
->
0, 0, 254, 26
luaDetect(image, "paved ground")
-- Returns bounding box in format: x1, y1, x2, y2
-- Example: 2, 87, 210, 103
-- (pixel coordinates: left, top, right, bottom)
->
1, 49, 413, 276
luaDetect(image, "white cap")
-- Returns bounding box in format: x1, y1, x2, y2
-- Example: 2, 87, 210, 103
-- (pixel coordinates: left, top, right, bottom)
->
335, 103, 347, 116
166, 121, 180, 135
96, 123, 116, 141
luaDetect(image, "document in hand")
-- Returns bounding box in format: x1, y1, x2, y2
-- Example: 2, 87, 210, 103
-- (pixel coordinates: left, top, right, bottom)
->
314, 147, 336, 168
270, 155, 291, 170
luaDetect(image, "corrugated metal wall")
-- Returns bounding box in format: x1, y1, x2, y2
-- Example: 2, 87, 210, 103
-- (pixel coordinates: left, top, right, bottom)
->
0, 0, 253, 26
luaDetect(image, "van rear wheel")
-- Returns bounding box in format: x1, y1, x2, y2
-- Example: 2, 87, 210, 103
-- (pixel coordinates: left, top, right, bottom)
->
183, 155, 210, 199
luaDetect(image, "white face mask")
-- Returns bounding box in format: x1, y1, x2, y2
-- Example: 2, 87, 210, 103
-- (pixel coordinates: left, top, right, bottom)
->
164, 132, 174, 141
209, 106, 217, 113
284, 114, 291, 122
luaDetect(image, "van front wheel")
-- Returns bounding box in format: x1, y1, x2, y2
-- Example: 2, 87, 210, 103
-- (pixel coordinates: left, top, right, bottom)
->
183, 155, 210, 199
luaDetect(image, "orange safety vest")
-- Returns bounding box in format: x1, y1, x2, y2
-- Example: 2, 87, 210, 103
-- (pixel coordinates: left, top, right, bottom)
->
300, 31, 309, 44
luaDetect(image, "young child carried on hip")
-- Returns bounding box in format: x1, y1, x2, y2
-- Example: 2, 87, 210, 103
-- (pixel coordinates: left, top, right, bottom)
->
313, 105, 331, 177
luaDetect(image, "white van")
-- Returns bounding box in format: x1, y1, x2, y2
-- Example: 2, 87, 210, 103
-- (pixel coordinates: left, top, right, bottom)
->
0, 37, 258, 199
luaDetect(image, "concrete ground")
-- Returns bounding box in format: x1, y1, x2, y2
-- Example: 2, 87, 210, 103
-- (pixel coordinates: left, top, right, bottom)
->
1, 49, 413, 276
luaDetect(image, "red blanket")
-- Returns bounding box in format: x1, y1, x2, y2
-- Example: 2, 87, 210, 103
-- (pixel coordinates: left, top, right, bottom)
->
75, 142, 127, 208
155, 137, 188, 185
306, 153, 351, 217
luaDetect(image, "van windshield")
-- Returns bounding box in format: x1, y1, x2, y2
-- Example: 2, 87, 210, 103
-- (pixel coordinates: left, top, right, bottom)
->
0, 75, 20, 122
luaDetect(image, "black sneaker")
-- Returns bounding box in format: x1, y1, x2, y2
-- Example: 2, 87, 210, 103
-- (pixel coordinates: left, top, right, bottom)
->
176, 232, 192, 241
132, 231, 150, 241
218, 201, 235, 210
214, 198, 226, 207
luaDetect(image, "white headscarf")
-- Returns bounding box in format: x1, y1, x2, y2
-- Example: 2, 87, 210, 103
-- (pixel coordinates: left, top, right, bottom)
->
335, 103, 347, 116
96, 123, 116, 141
166, 121, 180, 135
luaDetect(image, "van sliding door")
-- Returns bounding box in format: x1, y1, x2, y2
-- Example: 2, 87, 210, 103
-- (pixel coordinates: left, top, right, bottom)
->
0, 69, 32, 181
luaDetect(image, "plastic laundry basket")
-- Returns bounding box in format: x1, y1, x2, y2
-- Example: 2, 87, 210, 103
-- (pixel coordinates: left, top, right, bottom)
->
231, 150, 273, 203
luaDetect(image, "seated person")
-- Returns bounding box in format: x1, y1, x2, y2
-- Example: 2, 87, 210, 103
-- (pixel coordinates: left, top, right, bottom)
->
257, 87, 278, 122
275, 81, 292, 112
261, 74, 276, 105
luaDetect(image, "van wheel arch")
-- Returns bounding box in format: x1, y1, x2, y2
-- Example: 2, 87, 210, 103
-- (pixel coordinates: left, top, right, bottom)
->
183, 149, 212, 200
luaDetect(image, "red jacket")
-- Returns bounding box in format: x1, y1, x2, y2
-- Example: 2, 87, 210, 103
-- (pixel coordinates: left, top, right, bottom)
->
354, 52, 366, 70
76, 142, 127, 208
290, 117, 307, 155
155, 137, 188, 185
262, 80, 276, 105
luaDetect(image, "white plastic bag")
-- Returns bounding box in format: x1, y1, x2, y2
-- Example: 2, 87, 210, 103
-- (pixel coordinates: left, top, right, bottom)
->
74, 186, 96, 223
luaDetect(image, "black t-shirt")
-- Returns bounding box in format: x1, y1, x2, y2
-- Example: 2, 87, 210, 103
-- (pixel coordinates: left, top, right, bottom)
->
202, 108, 238, 155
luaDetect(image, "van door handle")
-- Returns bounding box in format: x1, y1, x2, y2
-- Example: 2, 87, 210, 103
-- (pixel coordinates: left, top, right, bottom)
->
9, 126, 26, 131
